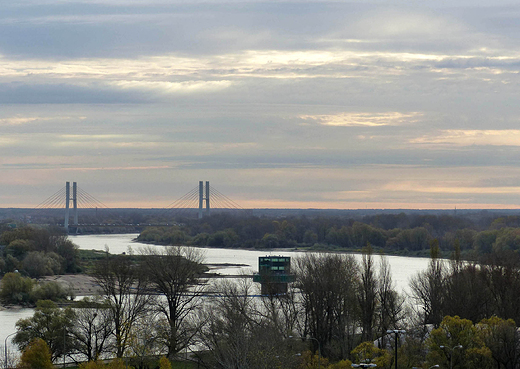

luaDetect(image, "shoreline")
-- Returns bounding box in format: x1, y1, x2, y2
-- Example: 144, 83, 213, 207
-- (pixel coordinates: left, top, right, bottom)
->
142, 242, 435, 259
88, 233, 437, 259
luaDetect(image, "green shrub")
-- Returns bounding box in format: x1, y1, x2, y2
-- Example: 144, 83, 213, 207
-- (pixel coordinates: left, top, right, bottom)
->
30, 281, 69, 302
22, 251, 63, 278
0, 272, 33, 304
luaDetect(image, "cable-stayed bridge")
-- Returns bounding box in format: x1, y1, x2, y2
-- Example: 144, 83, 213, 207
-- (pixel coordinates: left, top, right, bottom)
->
32, 181, 243, 233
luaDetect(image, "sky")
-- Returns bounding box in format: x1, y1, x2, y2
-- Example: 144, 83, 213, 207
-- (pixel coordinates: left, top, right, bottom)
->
2, 0, 520, 209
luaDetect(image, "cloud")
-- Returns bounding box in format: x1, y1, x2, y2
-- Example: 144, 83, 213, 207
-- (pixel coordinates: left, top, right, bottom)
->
67, 165, 171, 171
0, 54, 208, 79
0, 51, 442, 80
0, 48, 516, 91
299, 112, 423, 127
0, 116, 43, 125
0, 137, 20, 146
109, 80, 233, 94
2, 0, 520, 208
411, 130, 520, 146
383, 181, 520, 195
353, 10, 466, 40
0, 115, 85, 126
435, 56, 520, 70
0, 82, 148, 104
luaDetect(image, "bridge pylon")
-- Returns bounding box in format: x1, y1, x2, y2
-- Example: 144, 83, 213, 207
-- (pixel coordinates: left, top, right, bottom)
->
198, 181, 210, 219
64, 181, 78, 231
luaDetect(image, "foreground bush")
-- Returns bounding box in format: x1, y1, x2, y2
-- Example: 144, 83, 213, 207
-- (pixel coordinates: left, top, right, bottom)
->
17, 338, 53, 369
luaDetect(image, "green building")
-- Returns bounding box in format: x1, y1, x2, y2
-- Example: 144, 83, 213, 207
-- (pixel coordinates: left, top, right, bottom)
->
253, 256, 295, 295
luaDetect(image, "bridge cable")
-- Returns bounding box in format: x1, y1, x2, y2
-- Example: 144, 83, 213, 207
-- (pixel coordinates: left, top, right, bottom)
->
211, 187, 244, 210
35, 186, 67, 209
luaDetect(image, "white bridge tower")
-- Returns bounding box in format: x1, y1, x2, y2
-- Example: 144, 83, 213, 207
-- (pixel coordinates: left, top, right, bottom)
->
198, 181, 210, 219
64, 181, 78, 231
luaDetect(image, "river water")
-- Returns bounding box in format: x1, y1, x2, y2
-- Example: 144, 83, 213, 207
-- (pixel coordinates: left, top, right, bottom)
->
66, 233, 431, 292
0, 233, 432, 356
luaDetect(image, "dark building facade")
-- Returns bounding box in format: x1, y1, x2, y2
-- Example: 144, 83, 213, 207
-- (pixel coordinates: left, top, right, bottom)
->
253, 256, 295, 295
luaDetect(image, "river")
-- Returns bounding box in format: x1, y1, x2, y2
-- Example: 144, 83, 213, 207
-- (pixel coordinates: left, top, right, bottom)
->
0, 233, 432, 356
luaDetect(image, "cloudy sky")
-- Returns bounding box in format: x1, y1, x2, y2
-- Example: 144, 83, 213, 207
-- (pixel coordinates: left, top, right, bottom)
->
2, 0, 520, 209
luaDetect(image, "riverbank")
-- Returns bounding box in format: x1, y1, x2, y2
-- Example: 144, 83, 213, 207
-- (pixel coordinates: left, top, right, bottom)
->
39, 262, 251, 299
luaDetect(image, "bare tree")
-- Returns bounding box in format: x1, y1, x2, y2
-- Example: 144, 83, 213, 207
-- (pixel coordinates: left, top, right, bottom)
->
358, 246, 377, 342
409, 240, 447, 328
127, 315, 163, 369
376, 255, 404, 348
257, 283, 303, 339
201, 278, 257, 369
444, 261, 490, 323
91, 254, 150, 358
1, 343, 19, 369
200, 279, 303, 369
70, 297, 113, 362
295, 253, 359, 360
140, 246, 206, 358
481, 250, 520, 324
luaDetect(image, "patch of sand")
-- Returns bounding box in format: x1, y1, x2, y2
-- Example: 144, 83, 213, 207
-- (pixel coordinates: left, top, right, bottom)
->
41, 274, 102, 297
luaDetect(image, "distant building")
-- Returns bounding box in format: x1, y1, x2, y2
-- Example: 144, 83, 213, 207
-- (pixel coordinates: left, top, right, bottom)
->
253, 256, 295, 295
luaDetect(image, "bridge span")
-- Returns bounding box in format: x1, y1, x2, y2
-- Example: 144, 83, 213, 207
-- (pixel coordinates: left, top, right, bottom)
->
33, 181, 243, 233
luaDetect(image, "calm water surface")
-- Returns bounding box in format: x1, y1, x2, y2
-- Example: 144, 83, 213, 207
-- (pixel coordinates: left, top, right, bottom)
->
67, 234, 431, 294
0, 233, 431, 352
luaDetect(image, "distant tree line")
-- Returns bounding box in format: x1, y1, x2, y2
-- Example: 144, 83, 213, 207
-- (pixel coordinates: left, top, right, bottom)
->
137, 213, 520, 256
